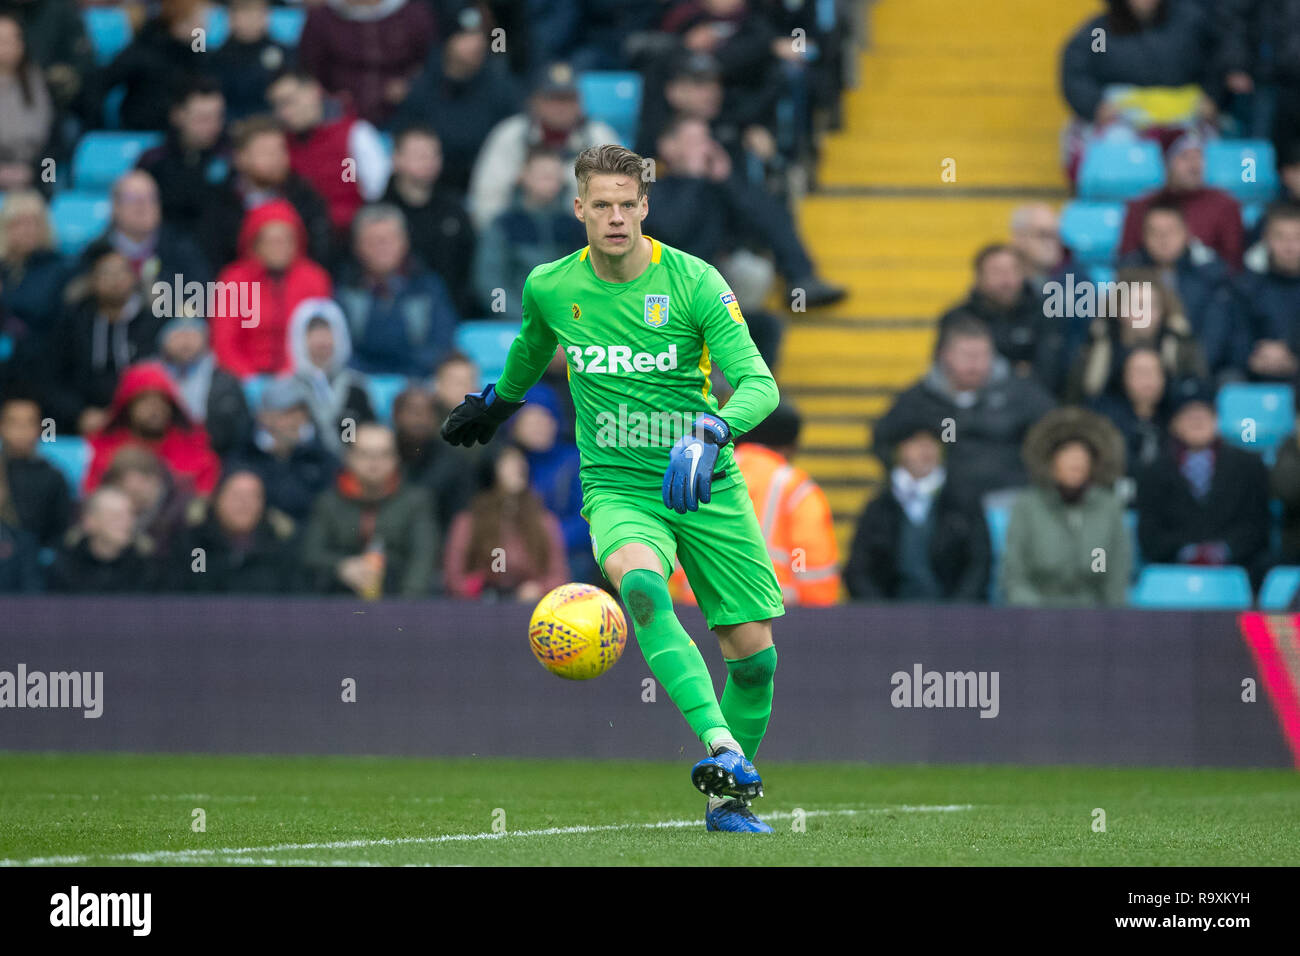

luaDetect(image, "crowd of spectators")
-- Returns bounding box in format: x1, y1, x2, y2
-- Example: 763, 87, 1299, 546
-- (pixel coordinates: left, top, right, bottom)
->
847, 0, 1300, 607
5, 0, 1296, 608
0, 0, 852, 597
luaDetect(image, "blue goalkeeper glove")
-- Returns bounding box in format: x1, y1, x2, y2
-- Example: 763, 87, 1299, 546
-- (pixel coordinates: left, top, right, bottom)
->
662, 413, 731, 514
440, 383, 526, 446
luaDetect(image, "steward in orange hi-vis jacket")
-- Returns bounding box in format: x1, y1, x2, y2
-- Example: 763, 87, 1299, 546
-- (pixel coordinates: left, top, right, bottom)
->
669, 402, 841, 606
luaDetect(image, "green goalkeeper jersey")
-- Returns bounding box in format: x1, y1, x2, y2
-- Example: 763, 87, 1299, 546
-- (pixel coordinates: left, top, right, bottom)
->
494, 236, 779, 497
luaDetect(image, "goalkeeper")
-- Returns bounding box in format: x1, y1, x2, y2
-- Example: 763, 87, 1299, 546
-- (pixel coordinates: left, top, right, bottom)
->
442, 144, 784, 833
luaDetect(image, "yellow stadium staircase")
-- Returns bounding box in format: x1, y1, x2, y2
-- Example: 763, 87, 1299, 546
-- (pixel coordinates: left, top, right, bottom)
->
780, 0, 1099, 556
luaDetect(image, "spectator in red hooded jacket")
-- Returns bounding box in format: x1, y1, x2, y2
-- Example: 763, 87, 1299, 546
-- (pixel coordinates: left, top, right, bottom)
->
210, 199, 333, 378
83, 361, 222, 497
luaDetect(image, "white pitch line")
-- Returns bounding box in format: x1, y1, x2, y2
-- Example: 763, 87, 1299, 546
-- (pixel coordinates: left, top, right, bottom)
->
0, 805, 974, 867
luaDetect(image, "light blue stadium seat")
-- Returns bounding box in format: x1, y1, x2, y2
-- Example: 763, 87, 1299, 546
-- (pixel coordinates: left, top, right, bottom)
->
83, 8, 132, 66
1258, 566, 1300, 610
1059, 201, 1125, 266
1204, 139, 1279, 204
268, 6, 307, 46
367, 374, 410, 425
1123, 508, 1141, 576
455, 320, 519, 382
1077, 139, 1165, 201
983, 500, 1011, 603
1131, 565, 1253, 609
72, 131, 164, 191
1217, 382, 1295, 461
37, 438, 92, 496
242, 374, 274, 412
50, 192, 112, 256
578, 72, 643, 148
205, 5, 229, 48
1242, 202, 1265, 231
1089, 264, 1117, 286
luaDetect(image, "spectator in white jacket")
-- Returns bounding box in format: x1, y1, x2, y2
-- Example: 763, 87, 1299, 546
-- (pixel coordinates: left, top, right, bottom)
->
287, 297, 376, 454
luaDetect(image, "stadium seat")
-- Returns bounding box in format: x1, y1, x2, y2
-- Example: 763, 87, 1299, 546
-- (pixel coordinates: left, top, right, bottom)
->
1258, 566, 1300, 610
367, 374, 411, 425
1242, 203, 1265, 231
1059, 201, 1125, 266
83, 8, 132, 66
1204, 139, 1279, 205
268, 6, 307, 46
72, 131, 164, 191
205, 5, 230, 48
983, 499, 1011, 603
1089, 264, 1116, 287
578, 72, 643, 148
37, 438, 92, 496
1217, 382, 1295, 462
1131, 565, 1253, 609
455, 320, 520, 382
1077, 139, 1165, 201
242, 374, 274, 412
50, 191, 112, 256
1123, 508, 1141, 576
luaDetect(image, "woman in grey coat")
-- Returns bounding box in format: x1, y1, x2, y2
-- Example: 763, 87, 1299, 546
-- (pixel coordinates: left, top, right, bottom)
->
1003, 406, 1133, 607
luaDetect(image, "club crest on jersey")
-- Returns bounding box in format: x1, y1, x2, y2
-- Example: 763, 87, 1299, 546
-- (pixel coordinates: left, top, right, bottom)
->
644, 294, 670, 329
720, 290, 745, 324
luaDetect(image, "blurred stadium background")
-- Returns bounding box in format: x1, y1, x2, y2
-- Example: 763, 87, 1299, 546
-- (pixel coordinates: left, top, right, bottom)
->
2, 0, 1300, 865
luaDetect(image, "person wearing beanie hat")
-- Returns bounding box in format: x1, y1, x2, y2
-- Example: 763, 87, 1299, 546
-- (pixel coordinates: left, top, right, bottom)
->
224, 374, 339, 523
1137, 378, 1273, 587
1118, 132, 1246, 270
845, 419, 991, 603
158, 316, 253, 456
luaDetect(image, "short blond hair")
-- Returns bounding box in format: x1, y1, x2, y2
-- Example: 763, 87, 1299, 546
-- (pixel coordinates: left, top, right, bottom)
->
0, 190, 54, 261
574, 144, 650, 199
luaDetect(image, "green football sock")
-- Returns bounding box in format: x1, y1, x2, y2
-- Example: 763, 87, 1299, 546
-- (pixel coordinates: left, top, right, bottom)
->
720, 646, 778, 760
619, 569, 729, 744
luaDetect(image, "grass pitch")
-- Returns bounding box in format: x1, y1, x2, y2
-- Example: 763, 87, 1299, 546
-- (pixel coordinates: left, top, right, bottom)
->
1, 752, 1297, 866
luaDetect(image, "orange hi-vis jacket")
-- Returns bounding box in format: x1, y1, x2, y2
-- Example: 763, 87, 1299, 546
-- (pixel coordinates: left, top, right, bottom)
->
669, 442, 842, 606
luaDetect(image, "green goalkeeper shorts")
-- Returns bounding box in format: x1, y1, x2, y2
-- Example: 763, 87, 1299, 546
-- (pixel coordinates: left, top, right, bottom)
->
584, 479, 786, 630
